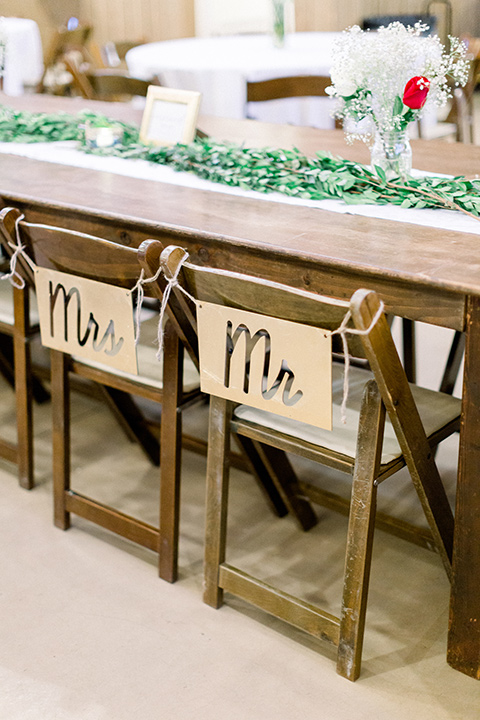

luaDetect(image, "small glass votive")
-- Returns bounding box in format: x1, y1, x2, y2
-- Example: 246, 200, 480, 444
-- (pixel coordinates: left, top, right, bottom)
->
84, 121, 123, 149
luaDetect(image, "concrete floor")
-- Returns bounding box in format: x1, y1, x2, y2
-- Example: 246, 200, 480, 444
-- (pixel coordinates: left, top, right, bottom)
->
1, 318, 480, 719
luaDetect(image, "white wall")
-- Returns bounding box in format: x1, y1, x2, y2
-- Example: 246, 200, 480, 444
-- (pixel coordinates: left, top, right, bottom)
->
194, 0, 271, 36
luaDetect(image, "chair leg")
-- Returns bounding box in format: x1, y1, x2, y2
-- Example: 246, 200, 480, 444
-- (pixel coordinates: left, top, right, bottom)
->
337, 381, 385, 681
51, 350, 71, 530
233, 433, 289, 518
439, 330, 465, 395
102, 386, 160, 466
13, 322, 34, 490
159, 322, 183, 583
402, 318, 416, 383
251, 442, 317, 531
204, 395, 232, 609
0, 336, 15, 388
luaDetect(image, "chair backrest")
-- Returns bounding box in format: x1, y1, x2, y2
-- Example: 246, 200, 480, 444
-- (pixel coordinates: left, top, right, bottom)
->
0, 208, 148, 291
246, 75, 332, 103
246, 75, 341, 128
140, 244, 424, 427
63, 61, 152, 100
89, 71, 152, 100
37, 25, 94, 93
138, 242, 355, 376
440, 56, 480, 143
0, 208, 168, 375
102, 40, 145, 68
46, 24, 93, 65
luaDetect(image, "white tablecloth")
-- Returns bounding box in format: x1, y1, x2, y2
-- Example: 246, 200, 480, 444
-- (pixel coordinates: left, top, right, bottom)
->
126, 33, 340, 128
1, 17, 44, 95
1, 140, 478, 237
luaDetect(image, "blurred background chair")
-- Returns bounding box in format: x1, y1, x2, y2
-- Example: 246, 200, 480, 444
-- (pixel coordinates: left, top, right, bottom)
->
246, 75, 342, 128
36, 23, 100, 95
101, 40, 146, 70
63, 62, 152, 101
361, 14, 437, 35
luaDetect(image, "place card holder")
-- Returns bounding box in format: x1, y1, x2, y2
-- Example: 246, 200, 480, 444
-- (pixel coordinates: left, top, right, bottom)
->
140, 86, 202, 146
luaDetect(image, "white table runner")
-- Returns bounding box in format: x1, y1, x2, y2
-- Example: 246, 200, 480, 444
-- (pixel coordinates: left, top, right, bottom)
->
1, 140, 479, 236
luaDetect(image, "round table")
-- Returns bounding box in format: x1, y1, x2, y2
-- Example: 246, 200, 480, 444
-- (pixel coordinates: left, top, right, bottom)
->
1, 17, 44, 95
126, 32, 341, 128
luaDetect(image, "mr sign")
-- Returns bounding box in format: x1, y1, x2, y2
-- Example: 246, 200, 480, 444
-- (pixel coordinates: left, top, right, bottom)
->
197, 302, 332, 430
35, 267, 138, 375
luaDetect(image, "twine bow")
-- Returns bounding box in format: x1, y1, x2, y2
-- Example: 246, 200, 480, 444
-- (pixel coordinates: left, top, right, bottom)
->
132, 251, 195, 359
0, 213, 36, 289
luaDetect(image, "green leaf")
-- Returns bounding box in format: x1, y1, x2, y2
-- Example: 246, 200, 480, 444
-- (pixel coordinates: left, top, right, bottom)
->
373, 165, 387, 183
393, 95, 404, 116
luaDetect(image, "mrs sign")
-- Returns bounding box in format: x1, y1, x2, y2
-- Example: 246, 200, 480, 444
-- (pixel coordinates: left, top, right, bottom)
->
35, 267, 138, 374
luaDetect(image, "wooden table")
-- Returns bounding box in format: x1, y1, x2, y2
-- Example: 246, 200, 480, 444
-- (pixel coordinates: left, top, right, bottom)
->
1, 94, 480, 680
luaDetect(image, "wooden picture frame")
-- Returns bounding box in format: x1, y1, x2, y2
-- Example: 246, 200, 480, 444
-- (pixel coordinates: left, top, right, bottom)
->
139, 86, 202, 146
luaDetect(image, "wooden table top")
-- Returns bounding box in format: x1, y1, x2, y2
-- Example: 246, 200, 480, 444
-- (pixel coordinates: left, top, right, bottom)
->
1, 93, 480, 302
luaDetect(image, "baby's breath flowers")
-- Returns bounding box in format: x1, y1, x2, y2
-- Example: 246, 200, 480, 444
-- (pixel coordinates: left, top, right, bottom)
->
326, 22, 470, 144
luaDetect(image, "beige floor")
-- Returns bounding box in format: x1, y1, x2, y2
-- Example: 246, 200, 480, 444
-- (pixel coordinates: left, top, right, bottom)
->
1, 319, 480, 720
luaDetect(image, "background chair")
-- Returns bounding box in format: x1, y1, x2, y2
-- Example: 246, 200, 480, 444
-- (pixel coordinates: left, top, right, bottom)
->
101, 40, 146, 70
246, 75, 342, 128
417, 59, 480, 143
63, 62, 152, 101
36, 23, 100, 95
155, 243, 460, 681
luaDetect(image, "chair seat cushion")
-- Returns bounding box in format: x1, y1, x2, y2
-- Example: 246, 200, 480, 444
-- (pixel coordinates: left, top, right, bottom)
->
73, 311, 200, 393
233, 363, 461, 464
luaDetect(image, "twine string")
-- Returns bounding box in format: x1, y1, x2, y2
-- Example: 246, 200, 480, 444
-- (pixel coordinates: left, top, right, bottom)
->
0, 213, 36, 289
132, 252, 195, 359
131, 263, 162, 345
331, 302, 385, 424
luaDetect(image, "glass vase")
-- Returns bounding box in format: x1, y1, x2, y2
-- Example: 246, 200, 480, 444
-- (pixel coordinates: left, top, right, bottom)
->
370, 129, 412, 180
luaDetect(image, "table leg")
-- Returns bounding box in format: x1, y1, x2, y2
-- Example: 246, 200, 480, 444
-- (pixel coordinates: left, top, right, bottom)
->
448, 295, 480, 679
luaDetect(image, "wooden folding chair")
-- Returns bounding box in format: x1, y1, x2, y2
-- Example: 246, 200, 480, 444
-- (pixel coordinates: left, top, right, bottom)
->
101, 40, 146, 69
0, 208, 204, 581
153, 243, 460, 681
36, 24, 97, 95
246, 75, 342, 128
63, 62, 152, 101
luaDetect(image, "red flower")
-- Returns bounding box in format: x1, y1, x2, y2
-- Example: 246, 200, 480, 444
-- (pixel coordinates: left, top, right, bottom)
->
402, 76, 431, 110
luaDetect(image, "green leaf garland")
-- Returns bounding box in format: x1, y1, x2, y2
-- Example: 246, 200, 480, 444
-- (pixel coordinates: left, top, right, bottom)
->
1, 104, 479, 220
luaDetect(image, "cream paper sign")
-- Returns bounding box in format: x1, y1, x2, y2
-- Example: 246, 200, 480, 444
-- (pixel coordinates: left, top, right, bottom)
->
35, 267, 138, 375
197, 302, 332, 430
